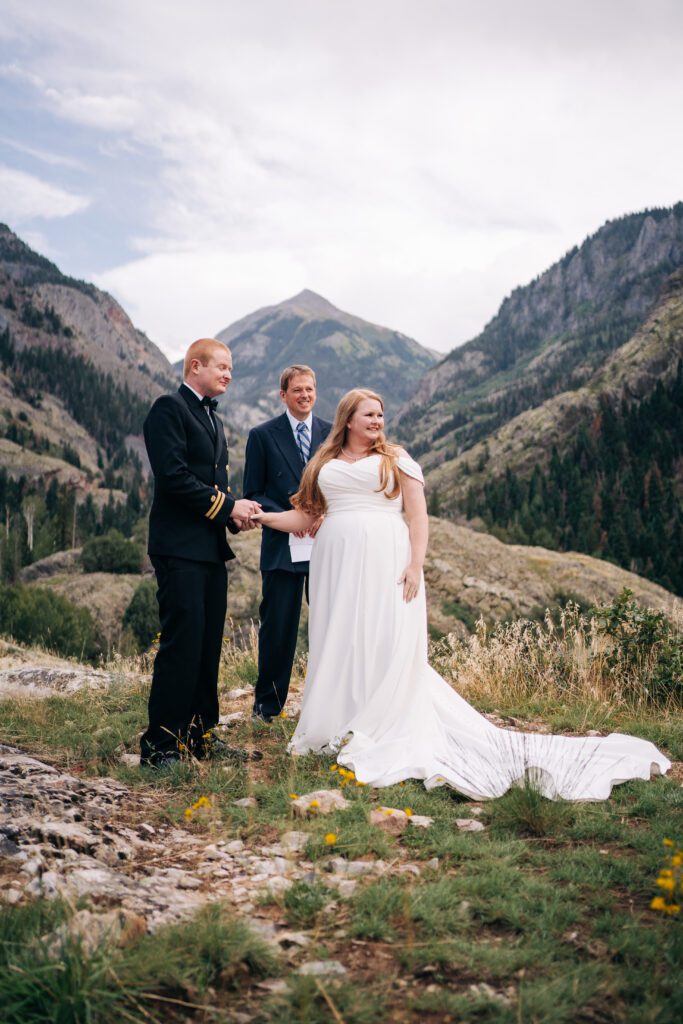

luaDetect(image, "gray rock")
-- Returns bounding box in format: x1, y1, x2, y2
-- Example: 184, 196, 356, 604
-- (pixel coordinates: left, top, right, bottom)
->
397, 863, 421, 877
266, 876, 293, 895
297, 960, 347, 977
292, 789, 351, 817
257, 978, 289, 994
456, 818, 486, 832
0, 666, 113, 698
232, 796, 257, 808
327, 857, 385, 878
336, 879, 358, 898
280, 831, 309, 854
225, 688, 252, 701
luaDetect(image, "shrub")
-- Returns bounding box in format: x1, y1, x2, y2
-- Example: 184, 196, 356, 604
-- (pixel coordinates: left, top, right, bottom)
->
80, 529, 143, 574
0, 583, 98, 660
432, 592, 682, 711
592, 588, 683, 706
122, 579, 159, 652
283, 880, 332, 927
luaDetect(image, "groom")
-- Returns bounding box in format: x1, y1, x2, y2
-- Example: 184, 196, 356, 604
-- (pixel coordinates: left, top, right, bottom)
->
244, 365, 331, 720
140, 338, 261, 768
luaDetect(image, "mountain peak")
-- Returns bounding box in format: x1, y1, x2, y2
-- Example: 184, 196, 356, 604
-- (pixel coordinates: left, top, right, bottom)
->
212, 290, 436, 428
279, 289, 341, 317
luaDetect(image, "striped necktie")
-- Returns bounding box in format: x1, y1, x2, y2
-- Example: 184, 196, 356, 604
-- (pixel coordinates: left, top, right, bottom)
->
296, 421, 311, 464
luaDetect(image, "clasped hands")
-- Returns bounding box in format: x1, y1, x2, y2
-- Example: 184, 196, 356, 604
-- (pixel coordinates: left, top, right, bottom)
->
230, 499, 262, 531
248, 509, 325, 538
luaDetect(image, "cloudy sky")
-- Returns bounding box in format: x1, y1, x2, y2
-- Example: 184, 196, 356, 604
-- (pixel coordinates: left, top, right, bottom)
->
1, 1, 682, 361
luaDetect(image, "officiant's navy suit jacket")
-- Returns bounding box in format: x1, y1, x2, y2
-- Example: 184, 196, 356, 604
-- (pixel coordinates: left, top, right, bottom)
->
243, 412, 331, 574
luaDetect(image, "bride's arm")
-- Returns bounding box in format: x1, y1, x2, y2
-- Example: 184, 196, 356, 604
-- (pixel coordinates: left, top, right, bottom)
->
399, 471, 429, 602
251, 509, 316, 533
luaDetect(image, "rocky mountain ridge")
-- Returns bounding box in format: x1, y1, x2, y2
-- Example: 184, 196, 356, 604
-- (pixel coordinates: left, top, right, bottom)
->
397, 204, 683, 459
0, 224, 175, 481
425, 266, 683, 503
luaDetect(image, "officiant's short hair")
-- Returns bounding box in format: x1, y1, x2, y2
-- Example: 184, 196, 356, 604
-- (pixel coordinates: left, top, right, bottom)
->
183, 338, 230, 378
280, 365, 316, 391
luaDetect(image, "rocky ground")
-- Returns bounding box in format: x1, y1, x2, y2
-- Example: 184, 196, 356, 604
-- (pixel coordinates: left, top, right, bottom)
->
1, 639, 681, 1022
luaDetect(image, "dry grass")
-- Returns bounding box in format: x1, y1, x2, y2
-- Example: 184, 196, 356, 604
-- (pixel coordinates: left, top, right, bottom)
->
431, 602, 682, 713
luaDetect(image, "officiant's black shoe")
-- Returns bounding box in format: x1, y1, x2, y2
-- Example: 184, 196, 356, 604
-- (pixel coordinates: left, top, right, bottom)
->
194, 731, 263, 762
251, 708, 275, 723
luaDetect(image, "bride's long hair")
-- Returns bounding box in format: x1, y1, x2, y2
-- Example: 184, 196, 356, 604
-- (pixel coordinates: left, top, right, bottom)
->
292, 388, 401, 516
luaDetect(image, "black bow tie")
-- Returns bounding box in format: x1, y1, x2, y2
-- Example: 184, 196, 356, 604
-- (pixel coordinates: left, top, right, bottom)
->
202, 396, 218, 412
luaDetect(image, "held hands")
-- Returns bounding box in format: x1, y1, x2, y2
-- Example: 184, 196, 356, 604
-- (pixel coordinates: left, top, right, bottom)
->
230, 498, 262, 531
248, 510, 270, 527
398, 563, 421, 603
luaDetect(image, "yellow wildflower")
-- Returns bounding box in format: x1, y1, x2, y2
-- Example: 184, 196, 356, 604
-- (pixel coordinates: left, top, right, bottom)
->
329, 764, 338, 772
355, 780, 366, 787
289, 793, 298, 800
280, 711, 287, 718
663, 838, 674, 847
324, 833, 337, 845
184, 808, 193, 820
651, 896, 668, 911
310, 799, 320, 809
672, 855, 682, 867
655, 876, 679, 892
404, 807, 413, 817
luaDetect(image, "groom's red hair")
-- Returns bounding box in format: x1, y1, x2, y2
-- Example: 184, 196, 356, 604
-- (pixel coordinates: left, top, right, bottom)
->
183, 338, 230, 378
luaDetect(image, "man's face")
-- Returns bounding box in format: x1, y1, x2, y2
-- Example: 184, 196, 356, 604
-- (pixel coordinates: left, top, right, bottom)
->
280, 373, 316, 420
192, 349, 233, 397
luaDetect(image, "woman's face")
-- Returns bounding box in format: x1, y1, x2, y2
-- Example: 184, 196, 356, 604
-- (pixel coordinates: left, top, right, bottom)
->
346, 398, 384, 447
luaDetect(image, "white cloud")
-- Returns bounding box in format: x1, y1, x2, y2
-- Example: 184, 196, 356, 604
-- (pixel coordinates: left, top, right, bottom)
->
43, 86, 142, 131
0, 165, 90, 222
2, 1, 683, 353
0, 135, 83, 168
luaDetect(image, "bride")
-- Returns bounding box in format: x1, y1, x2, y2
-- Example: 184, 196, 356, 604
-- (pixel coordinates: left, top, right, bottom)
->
251, 389, 671, 801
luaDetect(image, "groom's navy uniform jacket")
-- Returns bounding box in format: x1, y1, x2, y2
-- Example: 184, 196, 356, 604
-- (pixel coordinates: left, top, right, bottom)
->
244, 411, 331, 717
145, 387, 239, 562
140, 385, 240, 762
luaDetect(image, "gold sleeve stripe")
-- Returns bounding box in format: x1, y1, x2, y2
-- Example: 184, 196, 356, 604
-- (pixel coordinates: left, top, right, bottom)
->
206, 491, 226, 520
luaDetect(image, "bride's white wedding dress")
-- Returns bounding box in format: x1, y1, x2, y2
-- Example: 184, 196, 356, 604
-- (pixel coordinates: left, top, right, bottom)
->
288, 453, 671, 800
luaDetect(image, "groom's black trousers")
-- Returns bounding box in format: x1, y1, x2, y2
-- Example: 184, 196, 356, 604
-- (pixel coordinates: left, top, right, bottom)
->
253, 569, 306, 718
140, 555, 227, 758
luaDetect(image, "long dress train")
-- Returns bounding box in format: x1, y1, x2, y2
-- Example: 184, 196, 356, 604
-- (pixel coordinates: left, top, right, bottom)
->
288, 454, 671, 801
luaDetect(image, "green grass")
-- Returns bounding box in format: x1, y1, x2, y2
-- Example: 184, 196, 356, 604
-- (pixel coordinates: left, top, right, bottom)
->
283, 880, 335, 927
1, 641, 682, 1022
0, 901, 276, 1024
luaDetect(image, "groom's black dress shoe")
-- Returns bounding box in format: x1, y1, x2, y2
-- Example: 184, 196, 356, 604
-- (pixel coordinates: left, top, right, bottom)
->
140, 749, 181, 770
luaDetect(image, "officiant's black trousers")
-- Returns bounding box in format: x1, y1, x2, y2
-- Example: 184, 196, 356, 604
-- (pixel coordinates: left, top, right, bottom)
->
253, 569, 306, 718
141, 555, 227, 759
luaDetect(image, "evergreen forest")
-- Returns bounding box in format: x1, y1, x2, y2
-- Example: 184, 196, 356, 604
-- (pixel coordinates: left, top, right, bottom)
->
463, 364, 683, 595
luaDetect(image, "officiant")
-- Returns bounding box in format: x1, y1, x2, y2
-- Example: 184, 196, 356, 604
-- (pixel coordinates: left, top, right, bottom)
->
243, 365, 331, 720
